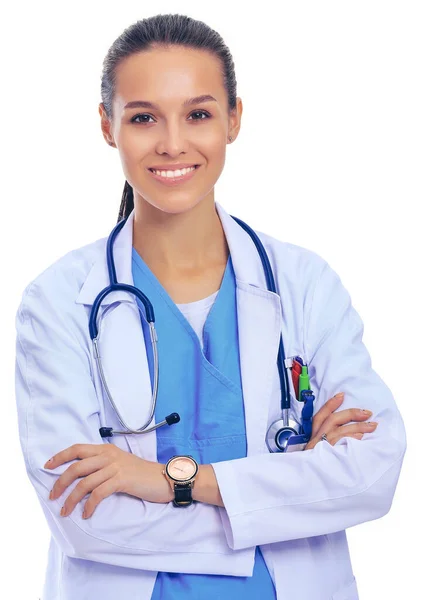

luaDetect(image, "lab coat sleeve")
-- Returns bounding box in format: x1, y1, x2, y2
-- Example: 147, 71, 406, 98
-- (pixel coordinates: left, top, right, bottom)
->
14, 279, 254, 575
211, 258, 407, 550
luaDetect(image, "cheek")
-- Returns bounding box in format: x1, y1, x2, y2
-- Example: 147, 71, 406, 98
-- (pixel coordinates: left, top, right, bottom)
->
200, 128, 226, 156
196, 130, 227, 176
116, 136, 150, 184
117, 130, 150, 163
209, 146, 227, 180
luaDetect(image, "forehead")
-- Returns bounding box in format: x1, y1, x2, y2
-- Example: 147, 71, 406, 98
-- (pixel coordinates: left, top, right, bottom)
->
114, 46, 226, 109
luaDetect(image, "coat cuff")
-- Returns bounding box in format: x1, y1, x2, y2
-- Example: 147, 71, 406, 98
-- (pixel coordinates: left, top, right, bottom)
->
211, 460, 249, 550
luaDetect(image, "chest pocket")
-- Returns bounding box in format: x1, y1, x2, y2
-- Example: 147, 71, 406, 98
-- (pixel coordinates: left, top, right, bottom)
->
267, 354, 309, 438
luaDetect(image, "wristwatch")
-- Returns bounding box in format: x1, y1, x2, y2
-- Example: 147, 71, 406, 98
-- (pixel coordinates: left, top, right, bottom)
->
163, 455, 199, 507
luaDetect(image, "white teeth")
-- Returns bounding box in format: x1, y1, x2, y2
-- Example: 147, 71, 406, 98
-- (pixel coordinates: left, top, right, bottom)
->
151, 166, 196, 178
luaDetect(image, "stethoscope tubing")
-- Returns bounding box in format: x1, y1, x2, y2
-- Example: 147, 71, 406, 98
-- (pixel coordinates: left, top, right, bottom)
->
89, 213, 295, 449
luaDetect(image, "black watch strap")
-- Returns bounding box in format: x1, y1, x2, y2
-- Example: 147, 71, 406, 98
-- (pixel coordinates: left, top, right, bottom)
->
173, 484, 193, 507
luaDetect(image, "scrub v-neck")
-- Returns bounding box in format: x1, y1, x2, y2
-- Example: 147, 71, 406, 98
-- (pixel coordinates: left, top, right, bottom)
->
131, 248, 240, 394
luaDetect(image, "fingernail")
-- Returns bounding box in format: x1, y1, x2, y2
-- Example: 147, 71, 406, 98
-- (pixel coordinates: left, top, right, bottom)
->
334, 393, 344, 399
44, 458, 53, 468
49, 489, 54, 500
367, 421, 378, 427
359, 409, 373, 415
60, 506, 66, 517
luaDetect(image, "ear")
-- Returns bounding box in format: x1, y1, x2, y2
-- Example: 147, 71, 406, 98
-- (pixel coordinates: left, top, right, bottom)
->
228, 97, 243, 142
98, 103, 116, 148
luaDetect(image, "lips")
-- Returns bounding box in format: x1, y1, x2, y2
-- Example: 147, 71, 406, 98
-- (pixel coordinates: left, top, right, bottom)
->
147, 164, 201, 186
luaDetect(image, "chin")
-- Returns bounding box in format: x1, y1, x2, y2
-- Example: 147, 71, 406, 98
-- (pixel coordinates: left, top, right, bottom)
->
145, 195, 209, 216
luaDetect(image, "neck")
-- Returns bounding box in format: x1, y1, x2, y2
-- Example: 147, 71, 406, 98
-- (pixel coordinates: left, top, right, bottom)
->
132, 195, 229, 272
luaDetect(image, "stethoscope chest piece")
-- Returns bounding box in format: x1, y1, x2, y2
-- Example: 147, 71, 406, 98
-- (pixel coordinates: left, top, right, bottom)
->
266, 416, 300, 452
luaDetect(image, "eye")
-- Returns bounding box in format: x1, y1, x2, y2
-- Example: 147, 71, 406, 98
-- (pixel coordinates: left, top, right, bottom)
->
188, 110, 211, 121
130, 110, 211, 125
130, 114, 155, 124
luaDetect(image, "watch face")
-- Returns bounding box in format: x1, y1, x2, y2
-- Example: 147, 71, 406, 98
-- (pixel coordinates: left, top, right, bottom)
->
167, 456, 197, 482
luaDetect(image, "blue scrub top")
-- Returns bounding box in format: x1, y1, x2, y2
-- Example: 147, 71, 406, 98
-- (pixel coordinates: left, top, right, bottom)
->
132, 248, 276, 600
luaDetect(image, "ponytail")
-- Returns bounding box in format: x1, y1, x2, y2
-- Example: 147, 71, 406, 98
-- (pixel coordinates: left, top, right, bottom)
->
117, 181, 134, 223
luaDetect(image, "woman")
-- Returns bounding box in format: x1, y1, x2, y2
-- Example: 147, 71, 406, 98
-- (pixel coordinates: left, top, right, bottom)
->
15, 13, 406, 600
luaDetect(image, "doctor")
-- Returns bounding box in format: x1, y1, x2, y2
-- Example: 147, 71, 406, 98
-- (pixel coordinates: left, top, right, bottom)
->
15, 13, 406, 600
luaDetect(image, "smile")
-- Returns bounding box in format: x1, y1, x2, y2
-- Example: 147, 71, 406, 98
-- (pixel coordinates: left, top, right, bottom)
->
147, 164, 201, 186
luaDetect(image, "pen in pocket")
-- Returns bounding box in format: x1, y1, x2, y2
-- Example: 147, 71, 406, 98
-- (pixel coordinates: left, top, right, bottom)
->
291, 356, 303, 401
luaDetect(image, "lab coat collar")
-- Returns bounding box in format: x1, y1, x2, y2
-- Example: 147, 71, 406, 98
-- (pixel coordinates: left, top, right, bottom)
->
76, 202, 270, 306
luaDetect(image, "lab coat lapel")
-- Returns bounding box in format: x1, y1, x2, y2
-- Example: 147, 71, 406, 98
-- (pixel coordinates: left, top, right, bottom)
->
235, 281, 282, 455
216, 204, 282, 456
75, 204, 282, 460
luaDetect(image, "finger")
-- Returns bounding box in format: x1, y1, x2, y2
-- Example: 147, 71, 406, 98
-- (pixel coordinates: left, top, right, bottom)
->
303, 440, 315, 451
337, 421, 379, 437
313, 420, 378, 447
311, 393, 345, 438
83, 473, 121, 519
305, 430, 328, 450
44, 444, 104, 469
304, 425, 331, 450
326, 407, 374, 429
50, 455, 108, 500
60, 464, 117, 518
304, 420, 378, 450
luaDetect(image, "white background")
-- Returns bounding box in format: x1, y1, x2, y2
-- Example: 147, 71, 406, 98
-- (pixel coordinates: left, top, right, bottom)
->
2, 1, 424, 598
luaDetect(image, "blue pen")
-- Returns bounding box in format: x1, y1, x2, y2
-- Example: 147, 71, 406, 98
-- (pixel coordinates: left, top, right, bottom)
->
298, 365, 315, 437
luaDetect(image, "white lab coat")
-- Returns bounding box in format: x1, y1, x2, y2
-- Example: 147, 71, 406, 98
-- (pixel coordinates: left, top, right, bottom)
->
15, 202, 406, 600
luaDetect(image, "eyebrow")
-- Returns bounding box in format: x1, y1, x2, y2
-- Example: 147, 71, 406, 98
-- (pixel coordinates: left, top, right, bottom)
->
123, 94, 217, 110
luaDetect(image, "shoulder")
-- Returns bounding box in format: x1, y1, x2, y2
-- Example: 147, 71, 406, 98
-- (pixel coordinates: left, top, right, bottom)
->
16, 236, 107, 319
255, 229, 356, 329
255, 228, 329, 288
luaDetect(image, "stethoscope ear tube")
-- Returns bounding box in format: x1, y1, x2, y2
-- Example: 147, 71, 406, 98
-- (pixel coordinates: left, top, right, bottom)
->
92, 214, 314, 449
89, 283, 156, 340
99, 412, 180, 438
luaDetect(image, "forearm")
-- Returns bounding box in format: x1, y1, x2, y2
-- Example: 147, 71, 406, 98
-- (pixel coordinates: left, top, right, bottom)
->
193, 464, 224, 507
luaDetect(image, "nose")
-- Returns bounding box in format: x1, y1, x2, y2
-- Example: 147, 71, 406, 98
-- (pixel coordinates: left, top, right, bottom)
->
155, 120, 190, 156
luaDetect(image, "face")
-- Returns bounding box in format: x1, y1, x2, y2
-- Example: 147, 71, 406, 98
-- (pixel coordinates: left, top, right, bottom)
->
99, 45, 242, 215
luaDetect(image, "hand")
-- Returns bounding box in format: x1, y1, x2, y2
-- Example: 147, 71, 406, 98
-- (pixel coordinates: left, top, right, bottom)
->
45, 443, 173, 518
303, 393, 378, 451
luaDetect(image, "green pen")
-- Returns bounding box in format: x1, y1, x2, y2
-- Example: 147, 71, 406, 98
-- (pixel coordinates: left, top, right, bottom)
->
298, 365, 311, 402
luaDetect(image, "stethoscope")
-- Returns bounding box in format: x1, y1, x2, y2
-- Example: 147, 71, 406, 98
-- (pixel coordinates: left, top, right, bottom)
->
89, 214, 311, 452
